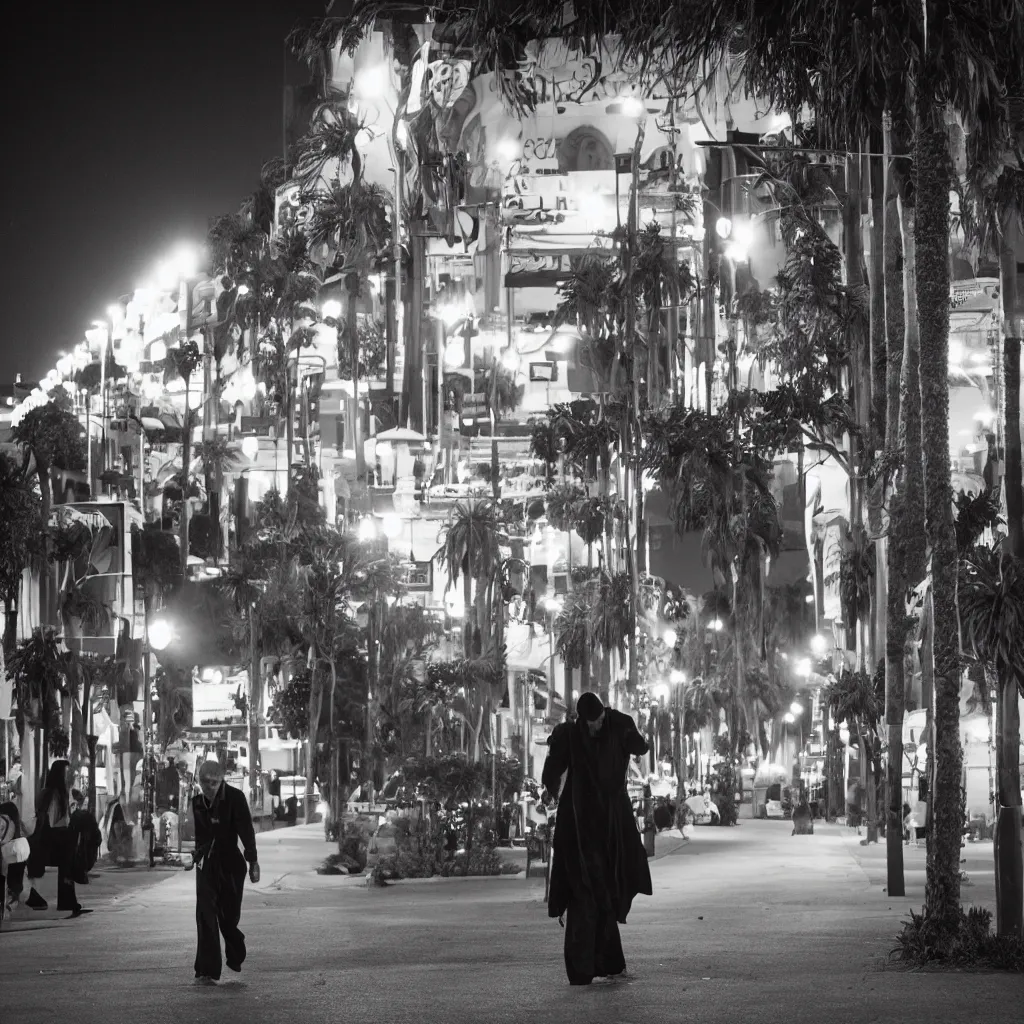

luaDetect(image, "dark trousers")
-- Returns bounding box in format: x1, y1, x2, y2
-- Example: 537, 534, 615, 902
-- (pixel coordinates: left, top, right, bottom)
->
4, 861, 26, 897
563, 891, 626, 985
27, 826, 77, 910
194, 862, 246, 980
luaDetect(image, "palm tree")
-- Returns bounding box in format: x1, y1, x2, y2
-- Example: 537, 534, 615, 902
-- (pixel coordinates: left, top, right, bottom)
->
823, 666, 884, 837
959, 544, 1024, 936
163, 343, 202, 575
10, 393, 86, 623
435, 501, 502, 660
192, 437, 243, 562
434, 500, 504, 757
0, 452, 41, 654
8, 627, 76, 811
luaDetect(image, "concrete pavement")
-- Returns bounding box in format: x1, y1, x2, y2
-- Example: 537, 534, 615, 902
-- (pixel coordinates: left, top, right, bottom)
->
1, 819, 1019, 1024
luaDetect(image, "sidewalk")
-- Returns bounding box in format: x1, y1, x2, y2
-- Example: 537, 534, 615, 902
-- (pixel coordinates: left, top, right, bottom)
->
834, 823, 997, 910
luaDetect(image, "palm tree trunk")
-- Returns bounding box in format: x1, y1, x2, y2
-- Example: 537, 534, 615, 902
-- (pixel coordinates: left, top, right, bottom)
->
37, 464, 53, 625
179, 387, 191, 577
305, 670, 323, 821
993, 212, 1023, 936
868, 140, 887, 442
883, 163, 910, 896
463, 567, 473, 659
884, 186, 905, 446
489, 357, 501, 502
347, 273, 365, 483
914, 96, 962, 932
248, 606, 260, 810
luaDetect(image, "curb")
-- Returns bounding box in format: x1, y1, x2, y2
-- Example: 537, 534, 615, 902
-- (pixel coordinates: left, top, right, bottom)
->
368, 871, 529, 887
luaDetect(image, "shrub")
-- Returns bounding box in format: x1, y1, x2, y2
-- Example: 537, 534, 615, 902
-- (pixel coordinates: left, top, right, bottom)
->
892, 906, 1024, 971
369, 816, 521, 885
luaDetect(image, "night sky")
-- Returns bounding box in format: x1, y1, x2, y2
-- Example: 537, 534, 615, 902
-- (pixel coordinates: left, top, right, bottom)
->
0, 0, 330, 381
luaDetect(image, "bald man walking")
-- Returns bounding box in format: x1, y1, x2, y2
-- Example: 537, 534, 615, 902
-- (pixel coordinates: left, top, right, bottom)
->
189, 761, 260, 984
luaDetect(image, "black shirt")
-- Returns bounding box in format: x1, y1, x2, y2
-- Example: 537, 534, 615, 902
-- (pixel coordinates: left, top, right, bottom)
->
192, 782, 258, 870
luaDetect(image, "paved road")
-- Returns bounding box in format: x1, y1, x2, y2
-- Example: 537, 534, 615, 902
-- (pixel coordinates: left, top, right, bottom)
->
1, 820, 1018, 1024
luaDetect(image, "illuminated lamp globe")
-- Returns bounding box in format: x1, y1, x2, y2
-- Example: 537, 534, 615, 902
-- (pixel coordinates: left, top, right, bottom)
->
357, 517, 378, 543
236, 283, 250, 296
321, 299, 342, 320
715, 216, 733, 239
500, 347, 521, 372
711, 618, 724, 632
663, 628, 678, 647
783, 712, 795, 724
353, 65, 387, 97
651, 683, 669, 703
444, 340, 466, 368
241, 436, 260, 461
790, 702, 804, 716
148, 619, 175, 651
381, 513, 403, 539
810, 633, 828, 657
669, 669, 686, 684
496, 138, 521, 162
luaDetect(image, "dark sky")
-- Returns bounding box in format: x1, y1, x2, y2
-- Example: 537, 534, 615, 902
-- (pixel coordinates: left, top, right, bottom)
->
1, 0, 329, 381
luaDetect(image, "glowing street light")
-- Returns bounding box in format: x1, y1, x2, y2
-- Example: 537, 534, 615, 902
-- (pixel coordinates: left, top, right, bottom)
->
669, 669, 686, 685
241, 436, 260, 461
783, 712, 796, 724
444, 340, 467, 368
795, 657, 812, 678
810, 633, 828, 657
321, 299, 342, 320
353, 65, 387, 97
651, 683, 669, 703
710, 618, 724, 632
357, 517, 378, 543
790, 701, 804, 717
542, 594, 564, 614
496, 137, 520, 162
148, 618, 176, 651
500, 347, 521, 372
715, 216, 733, 239
663, 628, 678, 647
381, 513, 403, 539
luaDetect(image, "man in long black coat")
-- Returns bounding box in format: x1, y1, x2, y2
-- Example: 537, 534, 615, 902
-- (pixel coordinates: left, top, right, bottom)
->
542, 692, 653, 985
189, 761, 260, 984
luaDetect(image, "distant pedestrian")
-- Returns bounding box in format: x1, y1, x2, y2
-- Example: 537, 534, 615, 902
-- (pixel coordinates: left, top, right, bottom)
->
542, 692, 652, 986
189, 761, 260, 984
2, 800, 30, 920
25, 760, 91, 916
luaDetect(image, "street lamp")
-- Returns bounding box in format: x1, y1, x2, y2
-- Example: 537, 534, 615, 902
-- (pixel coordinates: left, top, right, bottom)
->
148, 618, 176, 651
790, 701, 804, 717
381, 513, 403, 539
810, 633, 828, 657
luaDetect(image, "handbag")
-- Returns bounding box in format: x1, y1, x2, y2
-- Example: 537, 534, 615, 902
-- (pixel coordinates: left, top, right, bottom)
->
1, 814, 30, 868
2, 836, 30, 868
